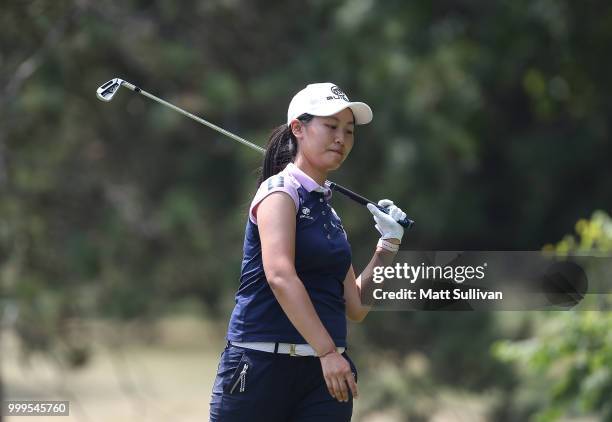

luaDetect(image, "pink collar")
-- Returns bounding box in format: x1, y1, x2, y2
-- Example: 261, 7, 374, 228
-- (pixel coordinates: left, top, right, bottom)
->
285, 163, 332, 199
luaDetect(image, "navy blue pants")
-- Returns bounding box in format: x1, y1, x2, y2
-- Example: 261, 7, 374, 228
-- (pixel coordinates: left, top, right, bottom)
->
209, 344, 358, 421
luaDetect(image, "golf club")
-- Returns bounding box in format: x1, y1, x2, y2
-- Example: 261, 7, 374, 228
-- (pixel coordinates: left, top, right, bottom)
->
96, 78, 414, 228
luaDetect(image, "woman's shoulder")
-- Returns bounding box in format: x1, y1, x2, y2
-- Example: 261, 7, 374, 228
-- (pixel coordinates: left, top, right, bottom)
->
249, 169, 301, 224
259, 169, 302, 194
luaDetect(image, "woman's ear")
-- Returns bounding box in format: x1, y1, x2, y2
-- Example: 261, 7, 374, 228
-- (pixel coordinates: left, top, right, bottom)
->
290, 119, 303, 138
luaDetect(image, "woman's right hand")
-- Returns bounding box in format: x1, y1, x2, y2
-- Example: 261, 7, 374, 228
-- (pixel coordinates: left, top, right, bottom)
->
319, 351, 358, 402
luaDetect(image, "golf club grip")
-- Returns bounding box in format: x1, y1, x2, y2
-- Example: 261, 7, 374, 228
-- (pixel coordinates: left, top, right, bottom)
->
327, 182, 414, 229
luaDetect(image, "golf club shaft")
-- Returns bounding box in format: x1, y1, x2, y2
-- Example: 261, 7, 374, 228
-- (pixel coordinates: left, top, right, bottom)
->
120, 81, 265, 154
110, 79, 414, 229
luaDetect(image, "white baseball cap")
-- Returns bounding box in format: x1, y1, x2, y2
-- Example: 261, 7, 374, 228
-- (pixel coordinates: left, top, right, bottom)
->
287, 82, 373, 127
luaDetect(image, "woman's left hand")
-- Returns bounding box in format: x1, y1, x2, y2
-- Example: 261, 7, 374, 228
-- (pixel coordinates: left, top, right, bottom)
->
366, 199, 406, 243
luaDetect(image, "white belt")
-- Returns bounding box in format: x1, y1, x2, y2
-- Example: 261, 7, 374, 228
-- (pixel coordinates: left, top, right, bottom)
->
230, 341, 345, 357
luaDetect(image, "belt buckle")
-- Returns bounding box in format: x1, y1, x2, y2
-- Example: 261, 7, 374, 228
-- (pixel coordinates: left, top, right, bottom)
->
289, 343, 297, 356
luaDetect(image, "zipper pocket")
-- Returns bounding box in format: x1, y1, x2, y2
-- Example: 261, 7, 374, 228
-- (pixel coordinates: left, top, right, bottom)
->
229, 363, 249, 394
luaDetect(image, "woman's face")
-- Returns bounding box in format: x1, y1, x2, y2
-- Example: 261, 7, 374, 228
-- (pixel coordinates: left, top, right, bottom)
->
292, 108, 355, 172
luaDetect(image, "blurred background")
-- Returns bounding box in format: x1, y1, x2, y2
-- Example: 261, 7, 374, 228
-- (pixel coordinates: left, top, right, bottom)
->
1, 0, 612, 421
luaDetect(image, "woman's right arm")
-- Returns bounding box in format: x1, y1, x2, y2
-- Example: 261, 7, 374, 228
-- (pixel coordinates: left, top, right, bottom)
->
256, 191, 358, 402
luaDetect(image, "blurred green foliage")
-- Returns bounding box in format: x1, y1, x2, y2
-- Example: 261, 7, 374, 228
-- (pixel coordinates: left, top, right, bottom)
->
494, 211, 612, 421
1, 0, 611, 420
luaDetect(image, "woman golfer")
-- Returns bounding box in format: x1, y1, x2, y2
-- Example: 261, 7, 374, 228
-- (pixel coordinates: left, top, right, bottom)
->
209, 82, 406, 421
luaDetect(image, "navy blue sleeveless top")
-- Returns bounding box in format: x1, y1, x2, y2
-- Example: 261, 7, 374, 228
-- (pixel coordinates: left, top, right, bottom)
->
226, 163, 352, 347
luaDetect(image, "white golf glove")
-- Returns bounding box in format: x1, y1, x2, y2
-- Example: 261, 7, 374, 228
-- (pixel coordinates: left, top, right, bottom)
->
366, 199, 406, 242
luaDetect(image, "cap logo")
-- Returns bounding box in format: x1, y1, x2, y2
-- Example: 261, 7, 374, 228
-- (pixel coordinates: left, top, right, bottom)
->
327, 86, 349, 102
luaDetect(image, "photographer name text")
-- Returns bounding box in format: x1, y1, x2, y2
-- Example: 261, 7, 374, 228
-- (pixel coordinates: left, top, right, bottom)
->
372, 263, 503, 301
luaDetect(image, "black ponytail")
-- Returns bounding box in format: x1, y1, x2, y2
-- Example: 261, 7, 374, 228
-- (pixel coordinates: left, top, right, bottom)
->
257, 113, 314, 185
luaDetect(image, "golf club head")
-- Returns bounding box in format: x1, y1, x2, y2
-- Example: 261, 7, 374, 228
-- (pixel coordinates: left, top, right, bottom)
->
96, 78, 124, 101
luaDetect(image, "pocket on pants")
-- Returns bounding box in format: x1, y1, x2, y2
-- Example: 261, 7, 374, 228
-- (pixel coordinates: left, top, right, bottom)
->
214, 347, 243, 393
224, 355, 250, 394
219, 348, 269, 418
210, 346, 255, 422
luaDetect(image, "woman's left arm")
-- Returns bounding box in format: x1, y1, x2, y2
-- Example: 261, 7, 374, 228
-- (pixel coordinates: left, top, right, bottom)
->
344, 199, 407, 322
344, 248, 397, 322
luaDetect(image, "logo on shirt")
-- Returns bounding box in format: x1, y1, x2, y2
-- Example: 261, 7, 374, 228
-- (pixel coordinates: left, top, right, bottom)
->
299, 206, 314, 220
